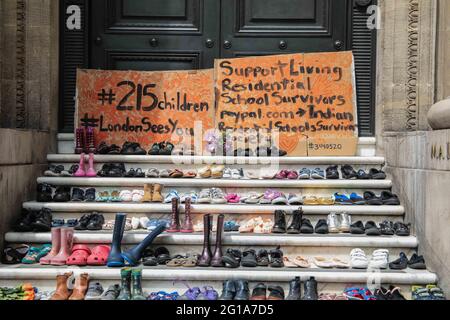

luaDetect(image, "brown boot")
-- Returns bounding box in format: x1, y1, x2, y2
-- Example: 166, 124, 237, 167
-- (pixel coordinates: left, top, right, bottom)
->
142, 184, 153, 203
197, 214, 212, 267
181, 198, 193, 233
69, 273, 90, 300
152, 184, 164, 202
211, 214, 225, 267
50, 272, 73, 300
167, 198, 180, 232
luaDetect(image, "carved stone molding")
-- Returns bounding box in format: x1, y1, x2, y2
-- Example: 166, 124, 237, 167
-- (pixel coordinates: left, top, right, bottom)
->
16, 0, 26, 128
406, 0, 419, 131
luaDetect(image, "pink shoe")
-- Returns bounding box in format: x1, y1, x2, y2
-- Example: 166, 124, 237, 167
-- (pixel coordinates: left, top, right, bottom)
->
40, 228, 62, 265
74, 153, 86, 177
86, 153, 97, 177
50, 227, 74, 266
226, 194, 241, 204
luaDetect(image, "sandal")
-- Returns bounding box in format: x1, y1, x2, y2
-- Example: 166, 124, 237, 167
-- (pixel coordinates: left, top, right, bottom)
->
318, 196, 335, 205
183, 170, 197, 178
198, 166, 212, 178
66, 245, 92, 266
182, 255, 199, 268
283, 256, 298, 268
146, 168, 160, 178
22, 245, 51, 264
293, 256, 310, 268
332, 257, 350, 269
110, 190, 121, 202
239, 217, 263, 233
166, 257, 185, 267
96, 191, 110, 202
254, 219, 274, 234
303, 196, 319, 205
2, 245, 29, 264
169, 169, 184, 178
87, 245, 110, 266
313, 256, 334, 268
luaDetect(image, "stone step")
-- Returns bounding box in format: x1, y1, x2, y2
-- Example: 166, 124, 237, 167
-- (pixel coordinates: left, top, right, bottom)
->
23, 202, 405, 215
0, 265, 437, 284
37, 176, 392, 189
47, 154, 385, 166
5, 232, 419, 248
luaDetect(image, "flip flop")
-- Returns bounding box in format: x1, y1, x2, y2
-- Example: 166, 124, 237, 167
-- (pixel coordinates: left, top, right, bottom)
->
169, 169, 184, 178
303, 196, 319, 205
87, 245, 111, 266
66, 245, 92, 266
293, 256, 311, 268
283, 257, 298, 268
22, 245, 51, 264
183, 170, 197, 178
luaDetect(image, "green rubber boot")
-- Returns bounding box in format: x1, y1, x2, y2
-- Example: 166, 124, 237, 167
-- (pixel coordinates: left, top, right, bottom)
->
131, 269, 146, 300
117, 268, 132, 300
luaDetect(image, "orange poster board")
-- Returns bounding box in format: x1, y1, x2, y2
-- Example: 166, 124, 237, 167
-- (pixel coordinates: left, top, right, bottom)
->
214, 51, 358, 156
76, 69, 215, 150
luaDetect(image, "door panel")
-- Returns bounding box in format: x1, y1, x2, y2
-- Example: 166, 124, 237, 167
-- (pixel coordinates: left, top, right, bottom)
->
91, 0, 219, 70
221, 0, 349, 57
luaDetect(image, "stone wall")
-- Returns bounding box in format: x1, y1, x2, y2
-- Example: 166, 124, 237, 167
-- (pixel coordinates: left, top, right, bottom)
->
0, 1, 59, 251
436, 0, 450, 100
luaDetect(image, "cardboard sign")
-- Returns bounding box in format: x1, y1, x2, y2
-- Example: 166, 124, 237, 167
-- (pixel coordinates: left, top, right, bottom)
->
76, 69, 215, 150
214, 51, 358, 156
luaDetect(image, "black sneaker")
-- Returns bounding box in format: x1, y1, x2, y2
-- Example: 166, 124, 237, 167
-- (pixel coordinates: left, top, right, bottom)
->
379, 221, 395, 235
14, 210, 37, 232
37, 183, 53, 202
394, 222, 410, 236
86, 213, 105, 231
408, 253, 426, 269
267, 286, 285, 300
314, 219, 329, 234
219, 280, 236, 300
326, 166, 339, 179
364, 191, 383, 205
269, 246, 284, 268
53, 186, 71, 202
365, 221, 381, 236
350, 221, 365, 234
241, 250, 257, 268
369, 168, 387, 180
381, 191, 400, 205
341, 165, 358, 179
85, 188, 96, 202
300, 219, 314, 234
32, 208, 52, 232
74, 213, 92, 231
389, 252, 408, 270
256, 249, 270, 267
71, 188, 85, 202
251, 283, 267, 300
357, 169, 371, 180
222, 249, 242, 268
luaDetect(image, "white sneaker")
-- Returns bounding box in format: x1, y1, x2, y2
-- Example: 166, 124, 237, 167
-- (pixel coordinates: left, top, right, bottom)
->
327, 212, 340, 233
197, 189, 212, 204
222, 168, 232, 179
339, 213, 352, 233
350, 248, 369, 269
369, 249, 389, 269
139, 217, 149, 229
211, 188, 227, 204
131, 217, 140, 230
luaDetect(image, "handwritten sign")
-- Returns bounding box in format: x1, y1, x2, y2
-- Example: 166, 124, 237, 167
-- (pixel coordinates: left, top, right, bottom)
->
76, 69, 215, 150
214, 51, 358, 155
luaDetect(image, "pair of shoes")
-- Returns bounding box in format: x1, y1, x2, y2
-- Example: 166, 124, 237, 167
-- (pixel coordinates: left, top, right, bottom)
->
97, 163, 126, 177
124, 168, 145, 178
178, 287, 218, 300
350, 248, 389, 269
275, 170, 299, 180
50, 272, 90, 300
197, 188, 227, 203
107, 213, 166, 267
251, 284, 285, 300
142, 184, 164, 202
364, 191, 400, 205
142, 247, 172, 266
21, 245, 52, 264
148, 142, 175, 155
374, 286, 406, 300
378, 221, 411, 236
116, 268, 146, 300
219, 280, 250, 300
75, 127, 96, 154
412, 285, 446, 300
166, 198, 194, 233
66, 245, 110, 266
334, 192, 365, 205
120, 142, 146, 155
71, 188, 96, 202
40, 227, 74, 265
44, 165, 77, 177
299, 168, 325, 179
343, 287, 376, 300
272, 209, 304, 234
197, 214, 224, 267
74, 153, 97, 177
97, 142, 121, 154
223, 168, 244, 179
14, 208, 52, 232
221, 246, 284, 268
327, 212, 352, 233
389, 252, 426, 270
74, 212, 104, 231
198, 165, 224, 178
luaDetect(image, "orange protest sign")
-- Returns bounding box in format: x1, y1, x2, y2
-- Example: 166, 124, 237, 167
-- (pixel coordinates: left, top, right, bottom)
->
214, 51, 358, 155
76, 69, 215, 150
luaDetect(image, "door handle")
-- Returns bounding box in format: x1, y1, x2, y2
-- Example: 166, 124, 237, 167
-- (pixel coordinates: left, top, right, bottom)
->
150, 38, 159, 47
205, 39, 215, 48
223, 40, 232, 50
279, 40, 288, 50
334, 40, 344, 51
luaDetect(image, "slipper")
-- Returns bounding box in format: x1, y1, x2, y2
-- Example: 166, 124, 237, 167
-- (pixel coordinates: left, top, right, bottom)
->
166, 257, 185, 267
183, 170, 197, 178
96, 191, 110, 202
182, 255, 198, 268
245, 170, 260, 179
254, 219, 274, 234
303, 196, 319, 205
169, 169, 184, 178
332, 258, 350, 269
283, 256, 298, 268
119, 190, 133, 202
110, 191, 121, 202
87, 245, 111, 266
22, 245, 52, 264
226, 193, 241, 204
293, 256, 311, 268
318, 196, 335, 205
198, 166, 212, 178
146, 168, 160, 178
66, 245, 92, 266
314, 256, 334, 268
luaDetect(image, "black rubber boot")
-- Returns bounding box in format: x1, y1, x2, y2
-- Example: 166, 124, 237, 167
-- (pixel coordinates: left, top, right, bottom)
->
107, 213, 126, 267
122, 223, 166, 266
302, 277, 318, 300
197, 214, 213, 267
286, 277, 301, 300
211, 214, 225, 267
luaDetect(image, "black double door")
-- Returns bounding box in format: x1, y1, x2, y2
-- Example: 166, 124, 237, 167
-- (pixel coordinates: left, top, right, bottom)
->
91, 0, 349, 70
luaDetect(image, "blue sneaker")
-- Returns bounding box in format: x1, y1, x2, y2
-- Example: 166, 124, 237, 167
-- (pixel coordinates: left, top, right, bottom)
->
311, 168, 325, 179
298, 168, 311, 179
334, 193, 352, 205
350, 193, 366, 205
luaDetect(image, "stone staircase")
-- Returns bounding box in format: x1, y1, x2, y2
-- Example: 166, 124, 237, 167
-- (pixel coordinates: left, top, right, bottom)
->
0, 139, 438, 299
